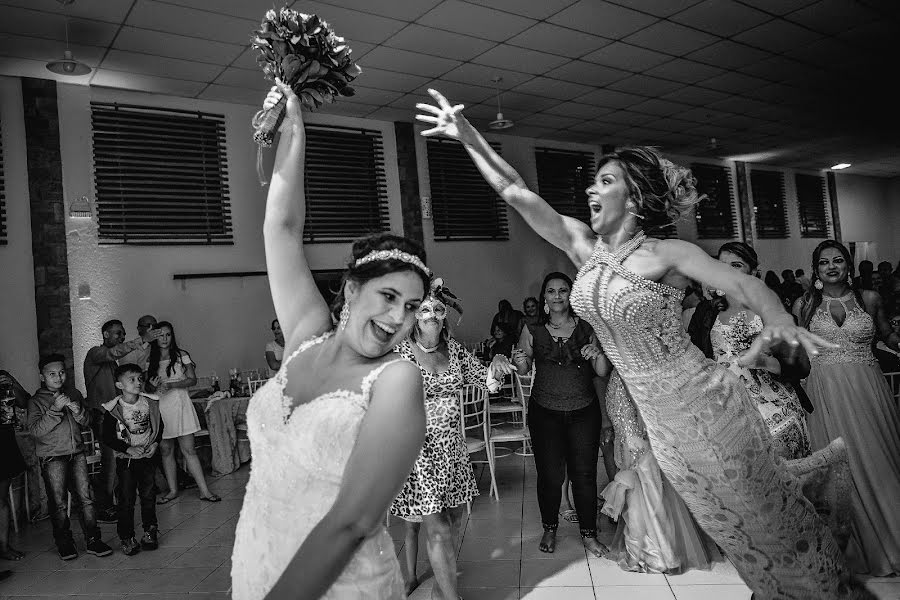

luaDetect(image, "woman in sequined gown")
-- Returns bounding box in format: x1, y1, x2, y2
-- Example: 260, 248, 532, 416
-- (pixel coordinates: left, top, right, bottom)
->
415, 88, 872, 599
231, 84, 430, 600
794, 240, 900, 576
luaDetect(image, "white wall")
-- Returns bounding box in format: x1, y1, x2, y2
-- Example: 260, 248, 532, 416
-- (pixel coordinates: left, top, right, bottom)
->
836, 173, 899, 266
0, 76, 40, 391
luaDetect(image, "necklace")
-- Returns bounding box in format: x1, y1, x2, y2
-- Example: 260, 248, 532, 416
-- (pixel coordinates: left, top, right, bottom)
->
547, 315, 573, 329
416, 339, 440, 353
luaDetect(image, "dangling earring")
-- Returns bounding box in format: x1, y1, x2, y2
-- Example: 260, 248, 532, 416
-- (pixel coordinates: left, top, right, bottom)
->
814, 279, 824, 290
626, 201, 645, 221
339, 301, 351, 331
543, 303, 550, 315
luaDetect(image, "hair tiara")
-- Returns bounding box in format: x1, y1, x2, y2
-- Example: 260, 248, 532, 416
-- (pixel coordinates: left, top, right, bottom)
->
354, 249, 431, 277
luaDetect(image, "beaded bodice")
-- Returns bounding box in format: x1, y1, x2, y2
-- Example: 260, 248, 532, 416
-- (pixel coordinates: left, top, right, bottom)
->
232, 330, 405, 599
808, 294, 877, 366
571, 233, 690, 376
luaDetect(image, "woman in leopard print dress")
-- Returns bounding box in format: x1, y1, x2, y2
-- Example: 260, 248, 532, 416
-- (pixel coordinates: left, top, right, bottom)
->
390, 279, 513, 599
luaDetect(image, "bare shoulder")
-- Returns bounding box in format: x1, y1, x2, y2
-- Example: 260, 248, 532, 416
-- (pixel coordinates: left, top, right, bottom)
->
373, 358, 422, 388
861, 289, 882, 309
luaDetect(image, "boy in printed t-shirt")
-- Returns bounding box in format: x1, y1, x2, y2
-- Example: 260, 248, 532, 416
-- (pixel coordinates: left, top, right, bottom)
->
102, 363, 164, 556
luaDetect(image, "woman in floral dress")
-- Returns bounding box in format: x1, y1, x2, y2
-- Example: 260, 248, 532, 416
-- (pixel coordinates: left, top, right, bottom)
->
390, 279, 513, 599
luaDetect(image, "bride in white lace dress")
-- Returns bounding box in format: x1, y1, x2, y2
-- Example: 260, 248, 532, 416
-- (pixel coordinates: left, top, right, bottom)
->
231, 84, 431, 600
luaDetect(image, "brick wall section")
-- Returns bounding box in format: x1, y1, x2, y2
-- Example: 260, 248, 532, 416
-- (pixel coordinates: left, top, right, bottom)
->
22, 78, 75, 382
393, 122, 424, 253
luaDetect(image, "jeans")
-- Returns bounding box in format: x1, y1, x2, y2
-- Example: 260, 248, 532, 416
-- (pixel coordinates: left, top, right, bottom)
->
40, 452, 101, 545
115, 455, 159, 541
527, 400, 601, 534
90, 408, 117, 512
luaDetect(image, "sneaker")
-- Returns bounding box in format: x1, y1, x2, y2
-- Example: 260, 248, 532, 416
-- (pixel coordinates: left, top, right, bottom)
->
140, 526, 159, 551
85, 537, 113, 557
96, 508, 118, 524
121, 537, 141, 556
57, 539, 78, 561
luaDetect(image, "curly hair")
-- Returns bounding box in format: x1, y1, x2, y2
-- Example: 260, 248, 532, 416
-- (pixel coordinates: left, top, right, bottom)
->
597, 146, 704, 235
329, 233, 430, 325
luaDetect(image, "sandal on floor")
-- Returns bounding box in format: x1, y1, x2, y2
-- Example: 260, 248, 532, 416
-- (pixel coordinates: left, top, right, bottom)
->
156, 494, 178, 505
200, 494, 221, 502
539, 524, 558, 554
560, 509, 578, 523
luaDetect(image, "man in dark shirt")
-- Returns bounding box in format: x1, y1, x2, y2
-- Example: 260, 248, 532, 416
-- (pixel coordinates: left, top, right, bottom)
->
83, 319, 159, 522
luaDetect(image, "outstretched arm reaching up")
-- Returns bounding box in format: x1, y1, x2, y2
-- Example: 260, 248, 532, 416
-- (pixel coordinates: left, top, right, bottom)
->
416, 89, 597, 267
263, 82, 332, 347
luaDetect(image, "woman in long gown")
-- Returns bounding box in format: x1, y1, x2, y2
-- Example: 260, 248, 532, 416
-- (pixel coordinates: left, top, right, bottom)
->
415, 88, 871, 599
391, 279, 513, 599
794, 240, 900, 576
230, 84, 430, 600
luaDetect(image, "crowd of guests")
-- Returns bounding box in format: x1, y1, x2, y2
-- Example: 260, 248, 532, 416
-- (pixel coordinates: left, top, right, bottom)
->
0, 313, 222, 579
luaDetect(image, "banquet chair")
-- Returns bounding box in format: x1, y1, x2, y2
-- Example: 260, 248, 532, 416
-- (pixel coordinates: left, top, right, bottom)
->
458, 384, 498, 506
7, 471, 28, 534
486, 372, 532, 498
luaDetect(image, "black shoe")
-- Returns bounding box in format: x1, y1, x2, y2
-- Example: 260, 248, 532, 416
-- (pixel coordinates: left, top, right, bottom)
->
96, 508, 118, 524
140, 525, 159, 551
121, 537, 141, 556
57, 539, 78, 560
85, 537, 113, 557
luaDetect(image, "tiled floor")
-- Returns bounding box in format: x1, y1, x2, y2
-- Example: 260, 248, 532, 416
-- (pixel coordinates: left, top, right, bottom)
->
1, 456, 897, 600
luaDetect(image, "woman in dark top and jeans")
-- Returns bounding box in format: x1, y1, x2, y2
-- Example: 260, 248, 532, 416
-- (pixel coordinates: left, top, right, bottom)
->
512, 272, 610, 557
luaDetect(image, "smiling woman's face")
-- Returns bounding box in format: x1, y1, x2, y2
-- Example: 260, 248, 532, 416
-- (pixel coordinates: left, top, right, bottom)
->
586, 161, 631, 235
816, 247, 849, 286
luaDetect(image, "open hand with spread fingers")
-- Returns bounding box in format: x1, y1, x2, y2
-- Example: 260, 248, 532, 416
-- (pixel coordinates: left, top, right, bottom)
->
737, 321, 837, 367
416, 88, 476, 143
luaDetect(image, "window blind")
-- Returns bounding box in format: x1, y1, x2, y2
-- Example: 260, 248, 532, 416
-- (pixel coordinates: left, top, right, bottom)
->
535, 147, 595, 224
0, 117, 5, 245
795, 173, 829, 238
91, 102, 232, 245
692, 163, 737, 239
750, 169, 788, 239
427, 138, 508, 241
303, 124, 390, 243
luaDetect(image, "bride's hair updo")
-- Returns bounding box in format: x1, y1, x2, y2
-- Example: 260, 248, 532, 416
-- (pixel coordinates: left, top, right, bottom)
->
597, 146, 703, 235
330, 233, 430, 324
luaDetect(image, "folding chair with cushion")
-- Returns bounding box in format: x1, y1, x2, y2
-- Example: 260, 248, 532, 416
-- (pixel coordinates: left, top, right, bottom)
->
459, 383, 498, 505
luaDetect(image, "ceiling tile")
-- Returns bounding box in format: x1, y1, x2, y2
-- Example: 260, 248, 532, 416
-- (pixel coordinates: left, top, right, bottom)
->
733, 19, 824, 53
660, 86, 730, 106
548, 0, 659, 38
417, 1, 535, 42
362, 46, 461, 77
0, 6, 120, 46
307, 0, 443, 20
837, 20, 895, 52
542, 130, 597, 143
544, 102, 616, 119
686, 40, 772, 69
507, 23, 612, 59
383, 25, 495, 62
737, 55, 812, 83
577, 88, 648, 109
698, 71, 768, 94
347, 66, 428, 93
512, 77, 594, 100
278, 1, 407, 44
390, 93, 436, 110
126, 0, 256, 44
669, 0, 772, 37
0, 0, 133, 23
644, 117, 703, 132
462, 0, 580, 19
441, 63, 533, 88
581, 41, 671, 71
672, 106, 735, 123
213, 66, 267, 88
741, 83, 806, 106
577, 120, 624, 136
490, 91, 560, 112
786, 37, 861, 69
499, 125, 557, 138
604, 0, 705, 17
517, 113, 582, 129
644, 59, 725, 84
197, 83, 264, 105
623, 21, 719, 55
607, 75, 684, 96
472, 45, 569, 75
617, 126, 672, 144
414, 80, 496, 105
785, 0, 878, 35
339, 86, 404, 106
364, 106, 417, 123
99, 50, 224, 82
91, 69, 207, 96
600, 110, 655, 127
706, 95, 775, 116
544, 61, 630, 87
0, 33, 106, 67
161, 0, 279, 20
456, 102, 530, 122
629, 98, 695, 117
318, 101, 381, 118
711, 114, 760, 130
113, 26, 245, 64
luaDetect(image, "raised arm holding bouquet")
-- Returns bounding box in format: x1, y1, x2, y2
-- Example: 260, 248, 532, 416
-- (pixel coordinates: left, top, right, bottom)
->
250, 7, 361, 183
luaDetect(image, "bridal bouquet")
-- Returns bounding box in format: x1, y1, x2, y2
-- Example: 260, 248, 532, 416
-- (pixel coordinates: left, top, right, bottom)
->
250, 7, 362, 148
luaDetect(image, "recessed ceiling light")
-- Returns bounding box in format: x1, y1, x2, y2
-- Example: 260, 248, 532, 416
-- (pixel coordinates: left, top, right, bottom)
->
830, 163, 851, 170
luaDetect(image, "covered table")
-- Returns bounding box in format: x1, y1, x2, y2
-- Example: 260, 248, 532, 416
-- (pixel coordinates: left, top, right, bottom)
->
192, 395, 251, 476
